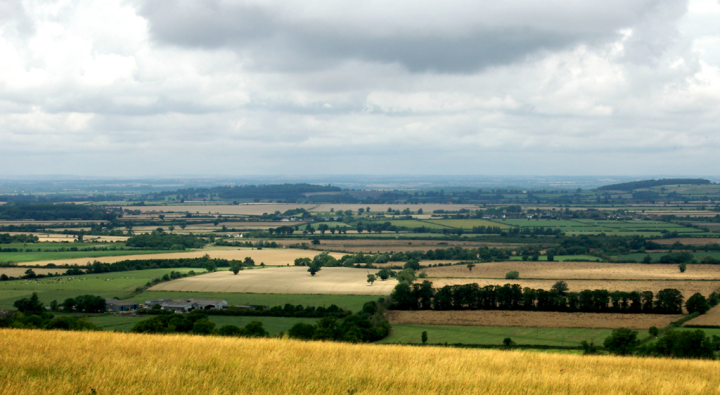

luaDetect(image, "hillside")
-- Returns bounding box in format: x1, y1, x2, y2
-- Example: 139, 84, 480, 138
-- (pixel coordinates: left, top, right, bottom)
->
2, 329, 718, 395
597, 178, 711, 192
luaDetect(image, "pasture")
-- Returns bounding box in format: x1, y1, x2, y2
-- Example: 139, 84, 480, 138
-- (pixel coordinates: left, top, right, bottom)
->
18, 248, 342, 267
149, 267, 396, 296
3, 329, 720, 395
0, 268, 202, 309
380, 324, 614, 346
494, 218, 704, 236
385, 310, 682, 330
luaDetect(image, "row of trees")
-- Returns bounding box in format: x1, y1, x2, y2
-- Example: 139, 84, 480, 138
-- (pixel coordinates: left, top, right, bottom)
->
125, 232, 206, 250
0, 233, 39, 244
390, 281, 706, 315
131, 311, 269, 337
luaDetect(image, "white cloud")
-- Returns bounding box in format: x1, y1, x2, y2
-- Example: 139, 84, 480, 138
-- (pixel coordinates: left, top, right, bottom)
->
0, 0, 719, 176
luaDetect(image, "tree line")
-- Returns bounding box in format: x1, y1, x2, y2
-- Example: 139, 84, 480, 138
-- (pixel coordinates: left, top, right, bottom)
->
389, 281, 714, 315
125, 232, 206, 250
0, 203, 118, 221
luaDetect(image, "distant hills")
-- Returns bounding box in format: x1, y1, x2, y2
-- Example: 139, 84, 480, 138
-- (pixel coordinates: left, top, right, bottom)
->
597, 178, 711, 192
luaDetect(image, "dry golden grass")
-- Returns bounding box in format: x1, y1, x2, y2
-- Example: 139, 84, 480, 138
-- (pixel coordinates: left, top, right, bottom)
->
21, 248, 342, 267
149, 267, 395, 295
428, 279, 720, 300
386, 310, 682, 329
425, 261, 720, 280
2, 329, 720, 395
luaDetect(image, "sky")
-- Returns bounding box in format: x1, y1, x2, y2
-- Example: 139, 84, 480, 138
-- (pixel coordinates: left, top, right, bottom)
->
1, 0, 720, 177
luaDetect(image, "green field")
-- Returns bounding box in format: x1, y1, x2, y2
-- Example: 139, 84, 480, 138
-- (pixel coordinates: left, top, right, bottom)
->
87, 314, 316, 335
0, 247, 182, 264
378, 324, 613, 346
421, 219, 512, 229
0, 268, 203, 309
132, 291, 377, 312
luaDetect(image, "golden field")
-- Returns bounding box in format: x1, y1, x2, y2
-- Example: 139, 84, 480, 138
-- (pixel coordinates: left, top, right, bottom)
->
2, 329, 720, 395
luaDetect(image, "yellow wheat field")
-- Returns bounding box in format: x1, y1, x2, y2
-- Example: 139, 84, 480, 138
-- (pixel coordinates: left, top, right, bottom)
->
2, 329, 720, 395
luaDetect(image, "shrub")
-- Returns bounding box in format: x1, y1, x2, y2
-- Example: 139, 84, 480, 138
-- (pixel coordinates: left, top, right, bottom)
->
686, 293, 710, 315
505, 271, 519, 280
603, 328, 640, 356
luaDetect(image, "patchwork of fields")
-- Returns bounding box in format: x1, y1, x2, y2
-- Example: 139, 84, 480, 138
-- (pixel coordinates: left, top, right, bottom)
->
494, 219, 705, 236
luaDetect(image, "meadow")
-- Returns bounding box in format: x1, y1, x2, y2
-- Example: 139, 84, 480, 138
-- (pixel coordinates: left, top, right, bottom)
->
0, 268, 201, 309
3, 329, 720, 395
494, 218, 704, 236
379, 324, 615, 346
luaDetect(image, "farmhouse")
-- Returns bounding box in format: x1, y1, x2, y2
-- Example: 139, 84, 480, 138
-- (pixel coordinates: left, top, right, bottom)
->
105, 299, 139, 312
144, 298, 228, 312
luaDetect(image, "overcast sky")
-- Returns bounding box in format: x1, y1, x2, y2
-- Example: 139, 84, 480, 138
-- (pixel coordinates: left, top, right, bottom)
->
1, 0, 720, 177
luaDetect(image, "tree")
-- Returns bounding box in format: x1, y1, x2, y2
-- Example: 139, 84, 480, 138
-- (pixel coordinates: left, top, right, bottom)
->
14, 292, 44, 315
467, 263, 476, 272
603, 328, 640, 356
218, 324, 243, 336
288, 323, 317, 340
190, 319, 216, 335
159, 214, 165, 221
421, 331, 428, 345
377, 268, 392, 281
168, 225, 175, 234
551, 281, 569, 295
244, 257, 255, 266
308, 263, 321, 276
685, 293, 709, 314
23, 268, 37, 279
642, 255, 653, 264
367, 274, 376, 285
204, 261, 217, 272
311, 238, 320, 245
231, 262, 243, 275
0, 274, 8, 281
546, 253, 554, 262
506, 271, 519, 280
679, 262, 687, 273
404, 259, 420, 271
503, 337, 515, 347
649, 326, 659, 337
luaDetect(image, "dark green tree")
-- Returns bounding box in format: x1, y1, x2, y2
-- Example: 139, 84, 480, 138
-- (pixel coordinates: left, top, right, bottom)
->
603, 328, 640, 356
686, 293, 709, 314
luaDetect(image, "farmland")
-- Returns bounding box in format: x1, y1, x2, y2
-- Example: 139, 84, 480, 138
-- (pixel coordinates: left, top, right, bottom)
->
380, 324, 615, 346
149, 267, 396, 296
385, 310, 682, 330
423, 261, 720, 280
17, 248, 342, 267
3, 329, 720, 395
494, 219, 704, 236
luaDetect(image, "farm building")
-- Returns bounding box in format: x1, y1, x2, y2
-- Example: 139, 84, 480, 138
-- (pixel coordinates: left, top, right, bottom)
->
105, 299, 139, 312
144, 298, 228, 312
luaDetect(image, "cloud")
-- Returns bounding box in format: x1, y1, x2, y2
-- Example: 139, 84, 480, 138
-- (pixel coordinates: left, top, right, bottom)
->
138, 0, 680, 73
0, 0, 719, 177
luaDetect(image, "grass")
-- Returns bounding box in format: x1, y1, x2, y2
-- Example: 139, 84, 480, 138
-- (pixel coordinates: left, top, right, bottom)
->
0, 248, 181, 264
3, 329, 720, 395
617, 252, 720, 261
0, 268, 203, 309
494, 219, 704, 236
131, 291, 378, 312
379, 324, 613, 346
87, 314, 316, 335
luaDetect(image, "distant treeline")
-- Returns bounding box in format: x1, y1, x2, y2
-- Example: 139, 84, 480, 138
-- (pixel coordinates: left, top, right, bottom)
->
0, 203, 117, 221
141, 303, 351, 319
144, 183, 341, 201
597, 178, 711, 192
0, 233, 39, 244
125, 233, 206, 250
390, 281, 701, 315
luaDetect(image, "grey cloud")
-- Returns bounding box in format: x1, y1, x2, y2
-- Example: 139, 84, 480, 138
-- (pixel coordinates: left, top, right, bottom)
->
139, 0, 681, 73
0, 0, 34, 37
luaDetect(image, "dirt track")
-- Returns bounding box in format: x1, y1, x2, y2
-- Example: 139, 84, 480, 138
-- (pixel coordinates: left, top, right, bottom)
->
386, 310, 683, 330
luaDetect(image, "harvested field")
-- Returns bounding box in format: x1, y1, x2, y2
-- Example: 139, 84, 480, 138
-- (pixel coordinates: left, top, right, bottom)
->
684, 304, 720, 326
0, 268, 67, 277
428, 279, 720, 301
385, 310, 682, 330
149, 267, 395, 296
651, 238, 720, 245
123, 204, 316, 216
424, 261, 720, 280
20, 249, 342, 267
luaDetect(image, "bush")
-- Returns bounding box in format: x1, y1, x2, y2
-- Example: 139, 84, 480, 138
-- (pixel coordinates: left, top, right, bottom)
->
686, 293, 710, 315
505, 271, 519, 280
603, 328, 640, 356
649, 326, 659, 337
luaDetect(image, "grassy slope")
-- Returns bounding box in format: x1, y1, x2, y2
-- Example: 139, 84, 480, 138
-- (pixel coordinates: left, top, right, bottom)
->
380, 324, 614, 346
2, 329, 719, 395
0, 268, 202, 308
